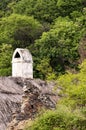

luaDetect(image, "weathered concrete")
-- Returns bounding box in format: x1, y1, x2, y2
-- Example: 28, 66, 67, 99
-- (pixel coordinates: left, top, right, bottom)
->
12, 48, 33, 79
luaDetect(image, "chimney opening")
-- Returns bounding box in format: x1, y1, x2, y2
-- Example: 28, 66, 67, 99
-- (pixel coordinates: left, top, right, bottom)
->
14, 52, 20, 58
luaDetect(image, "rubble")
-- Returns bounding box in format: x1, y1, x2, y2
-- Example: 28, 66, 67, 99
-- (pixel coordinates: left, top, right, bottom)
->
0, 77, 59, 130
7, 78, 59, 130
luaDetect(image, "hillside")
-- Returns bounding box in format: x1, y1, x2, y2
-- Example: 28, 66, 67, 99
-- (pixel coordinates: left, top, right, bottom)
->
0, 1, 86, 130
0, 0, 86, 79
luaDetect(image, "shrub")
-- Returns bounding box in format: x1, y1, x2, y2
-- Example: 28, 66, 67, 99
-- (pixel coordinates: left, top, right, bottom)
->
24, 105, 86, 130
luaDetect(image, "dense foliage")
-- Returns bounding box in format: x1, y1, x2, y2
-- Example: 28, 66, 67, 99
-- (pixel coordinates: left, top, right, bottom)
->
0, 44, 12, 76
57, 60, 86, 107
25, 107, 86, 130
0, 14, 42, 48
0, 0, 86, 77
34, 16, 86, 78
12, 0, 85, 22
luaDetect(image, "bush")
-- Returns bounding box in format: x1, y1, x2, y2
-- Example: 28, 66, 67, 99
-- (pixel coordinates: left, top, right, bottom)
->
24, 105, 86, 130
57, 60, 86, 107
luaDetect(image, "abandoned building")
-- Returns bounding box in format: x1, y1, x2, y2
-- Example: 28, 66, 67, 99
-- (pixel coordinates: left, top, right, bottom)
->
12, 48, 33, 79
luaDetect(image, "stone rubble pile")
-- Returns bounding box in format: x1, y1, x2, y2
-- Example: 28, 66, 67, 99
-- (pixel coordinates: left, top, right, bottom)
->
7, 79, 59, 130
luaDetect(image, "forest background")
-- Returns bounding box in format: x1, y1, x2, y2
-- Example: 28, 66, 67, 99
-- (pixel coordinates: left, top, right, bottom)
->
0, 0, 86, 79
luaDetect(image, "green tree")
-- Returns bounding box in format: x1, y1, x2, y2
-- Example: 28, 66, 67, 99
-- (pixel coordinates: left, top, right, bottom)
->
33, 16, 86, 78
0, 0, 19, 17
0, 44, 13, 76
0, 14, 43, 49
13, 0, 85, 23
13, 0, 58, 23
35, 58, 56, 80
57, 0, 84, 17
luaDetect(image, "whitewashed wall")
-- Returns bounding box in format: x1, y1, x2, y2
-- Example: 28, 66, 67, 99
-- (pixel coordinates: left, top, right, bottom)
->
12, 48, 33, 79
